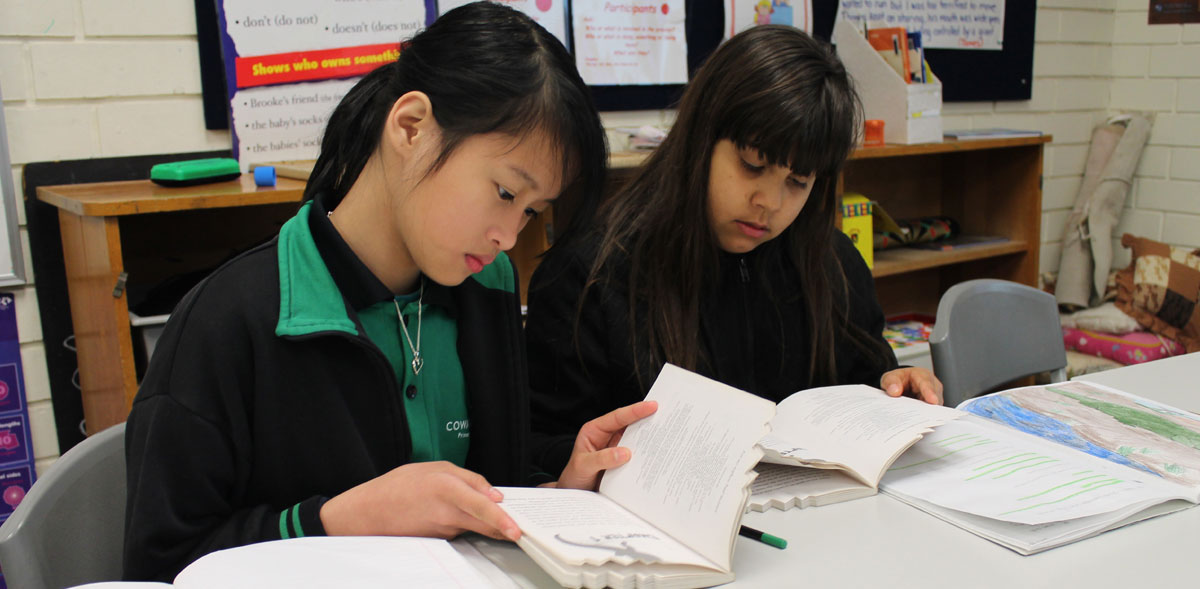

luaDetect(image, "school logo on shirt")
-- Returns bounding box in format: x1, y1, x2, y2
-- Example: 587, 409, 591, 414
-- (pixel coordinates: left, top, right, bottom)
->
445, 419, 470, 439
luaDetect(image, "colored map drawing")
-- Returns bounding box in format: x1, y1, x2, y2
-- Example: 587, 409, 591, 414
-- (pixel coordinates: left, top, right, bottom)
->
962, 383, 1200, 488
1055, 389, 1200, 451
963, 395, 1151, 475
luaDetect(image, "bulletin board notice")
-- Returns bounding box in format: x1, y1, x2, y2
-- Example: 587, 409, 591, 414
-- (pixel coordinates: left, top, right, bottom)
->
215, 0, 433, 171
838, 0, 1006, 50
572, 1, 689, 86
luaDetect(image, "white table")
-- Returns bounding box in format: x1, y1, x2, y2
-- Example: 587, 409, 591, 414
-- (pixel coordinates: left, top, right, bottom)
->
475, 353, 1200, 587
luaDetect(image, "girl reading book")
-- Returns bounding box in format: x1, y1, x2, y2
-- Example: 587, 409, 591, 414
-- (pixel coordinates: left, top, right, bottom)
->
526, 25, 943, 476
123, 3, 653, 582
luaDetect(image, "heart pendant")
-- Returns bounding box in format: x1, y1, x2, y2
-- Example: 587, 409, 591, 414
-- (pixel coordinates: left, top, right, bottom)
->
411, 354, 423, 375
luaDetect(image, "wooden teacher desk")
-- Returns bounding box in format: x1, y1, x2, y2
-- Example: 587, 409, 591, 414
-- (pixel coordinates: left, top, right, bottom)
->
474, 352, 1200, 588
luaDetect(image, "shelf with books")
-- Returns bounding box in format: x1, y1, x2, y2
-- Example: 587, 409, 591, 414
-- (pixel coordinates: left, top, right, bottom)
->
844, 135, 1049, 316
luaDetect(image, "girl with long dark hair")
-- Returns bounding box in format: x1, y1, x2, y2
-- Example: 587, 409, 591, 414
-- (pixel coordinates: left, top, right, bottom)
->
526, 25, 942, 476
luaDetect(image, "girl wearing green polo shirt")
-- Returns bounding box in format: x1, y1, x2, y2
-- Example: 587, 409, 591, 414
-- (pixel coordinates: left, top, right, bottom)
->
123, 3, 653, 582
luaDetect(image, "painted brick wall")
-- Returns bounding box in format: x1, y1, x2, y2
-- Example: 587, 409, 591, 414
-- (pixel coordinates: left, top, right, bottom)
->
1106, 0, 1200, 260
0, 0, 230, 472
1, 1, 1196, 466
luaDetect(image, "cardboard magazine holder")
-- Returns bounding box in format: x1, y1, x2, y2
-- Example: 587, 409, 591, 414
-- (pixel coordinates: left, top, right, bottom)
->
832, 18, 942, 145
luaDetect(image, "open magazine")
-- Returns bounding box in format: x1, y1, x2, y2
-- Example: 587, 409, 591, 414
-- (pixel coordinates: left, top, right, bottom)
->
879, 381, 1200, 554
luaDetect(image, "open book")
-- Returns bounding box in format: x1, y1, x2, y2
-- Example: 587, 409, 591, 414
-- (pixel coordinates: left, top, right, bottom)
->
879, 381, 1200, 554
749, 385, 963, 511
72, 536, 509, 588
497, 364, 775, 589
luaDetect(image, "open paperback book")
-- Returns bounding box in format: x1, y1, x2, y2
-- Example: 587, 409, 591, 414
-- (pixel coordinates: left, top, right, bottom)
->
497, 364, 775, 589
749, 385, 963, 511
879, 381, 1200, 554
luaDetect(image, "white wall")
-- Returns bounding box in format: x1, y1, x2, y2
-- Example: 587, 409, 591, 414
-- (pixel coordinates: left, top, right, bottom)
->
1, 1, 1196, 465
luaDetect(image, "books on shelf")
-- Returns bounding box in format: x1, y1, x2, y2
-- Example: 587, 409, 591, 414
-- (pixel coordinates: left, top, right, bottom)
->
749, 385, 963, 511
866, 27, 912, 84
497, 364, 775, 589
879, 381, 1200, 554
906, 30, 926, 84
944, 128, 1044, 140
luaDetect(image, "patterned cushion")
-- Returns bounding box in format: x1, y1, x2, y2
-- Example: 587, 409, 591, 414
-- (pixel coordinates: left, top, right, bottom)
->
1114, 233, 1200, 353
1062, 326, 1184, 365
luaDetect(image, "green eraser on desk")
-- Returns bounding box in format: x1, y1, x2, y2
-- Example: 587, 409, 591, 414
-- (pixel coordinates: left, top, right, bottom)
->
150, 158, 241, 187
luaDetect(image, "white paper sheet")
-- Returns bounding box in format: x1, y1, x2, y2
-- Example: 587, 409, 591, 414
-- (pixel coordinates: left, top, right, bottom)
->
571, 1, 688, 85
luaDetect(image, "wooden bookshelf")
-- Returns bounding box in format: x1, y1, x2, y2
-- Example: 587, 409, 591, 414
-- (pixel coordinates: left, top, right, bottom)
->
845, 136, 1050, 315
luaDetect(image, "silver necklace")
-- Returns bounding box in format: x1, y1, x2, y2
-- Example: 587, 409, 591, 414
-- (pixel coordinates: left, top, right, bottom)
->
394, 280, 424, 375
330, 208, 425, 375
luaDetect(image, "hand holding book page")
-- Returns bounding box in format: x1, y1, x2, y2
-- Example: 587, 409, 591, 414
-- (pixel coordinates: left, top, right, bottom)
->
497, 364, 775, 588
879, 381, 1200, 554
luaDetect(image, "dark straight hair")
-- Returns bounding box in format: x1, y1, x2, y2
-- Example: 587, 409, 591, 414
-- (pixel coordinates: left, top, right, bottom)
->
304, 1, 606, 249
587, 25, 886, 388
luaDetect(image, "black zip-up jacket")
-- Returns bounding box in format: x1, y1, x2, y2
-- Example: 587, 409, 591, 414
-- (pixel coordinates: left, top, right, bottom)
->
526, 231, 896, 476
123, 200, 530, 582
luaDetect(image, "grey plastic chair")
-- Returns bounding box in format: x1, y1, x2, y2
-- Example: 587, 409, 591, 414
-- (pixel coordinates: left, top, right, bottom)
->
0, 422, 126, 589
930, 279, 1067, 407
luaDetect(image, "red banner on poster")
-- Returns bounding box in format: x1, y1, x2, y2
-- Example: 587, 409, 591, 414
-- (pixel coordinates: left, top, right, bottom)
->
234, 43, 400, 89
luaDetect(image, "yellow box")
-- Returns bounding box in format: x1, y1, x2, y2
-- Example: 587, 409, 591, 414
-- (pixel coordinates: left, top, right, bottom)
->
840, 193, 873, 268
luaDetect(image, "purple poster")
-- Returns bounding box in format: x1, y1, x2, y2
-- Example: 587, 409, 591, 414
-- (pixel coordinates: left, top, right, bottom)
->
0, 293, 34, 589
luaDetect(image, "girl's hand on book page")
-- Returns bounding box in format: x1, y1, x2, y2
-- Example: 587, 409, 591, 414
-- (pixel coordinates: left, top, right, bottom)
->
881, 367, 944, 405
319, 461, 521, 542
555, 400, 658, 491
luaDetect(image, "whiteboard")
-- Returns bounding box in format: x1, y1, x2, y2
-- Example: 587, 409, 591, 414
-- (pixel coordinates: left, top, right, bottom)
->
0, 81, 28, 286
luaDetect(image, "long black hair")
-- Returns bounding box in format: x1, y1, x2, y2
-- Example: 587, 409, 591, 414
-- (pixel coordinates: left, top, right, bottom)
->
304, 2, 606, 247
587, 25, 888, 388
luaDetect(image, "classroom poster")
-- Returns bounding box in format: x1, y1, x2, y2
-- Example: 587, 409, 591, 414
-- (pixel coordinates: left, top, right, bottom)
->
837, 0, 1006, 50
0, 292, 36, 588
571, 1, 689, 86
215, 0, 434, 170
437, 0, 568, 46
724, 0, 812, 39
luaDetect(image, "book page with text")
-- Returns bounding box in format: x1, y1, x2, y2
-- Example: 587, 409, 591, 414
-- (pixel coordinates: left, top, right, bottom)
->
761, 385, 962, 485
598, 364, 775, 571
497, 486, 718, 570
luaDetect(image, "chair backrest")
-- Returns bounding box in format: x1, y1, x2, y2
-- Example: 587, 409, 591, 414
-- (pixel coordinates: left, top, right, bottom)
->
0, 422, 126, 589
930, 279, 1067, 407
